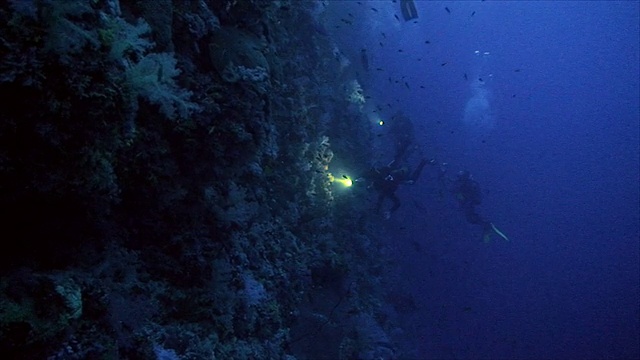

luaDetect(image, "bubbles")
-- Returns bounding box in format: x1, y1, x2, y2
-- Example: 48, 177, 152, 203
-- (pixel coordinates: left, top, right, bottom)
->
462, 50, 495, 133
462, 81, 495, 130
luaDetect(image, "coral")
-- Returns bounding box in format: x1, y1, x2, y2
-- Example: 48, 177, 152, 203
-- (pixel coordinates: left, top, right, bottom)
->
183, 0, 220, 40
0, 271, 84, 351
53, 278, 83, 322
222, 64, 269, 83
242, 273, 268, 307
137, 0, 174, 52
39, 0, 101, 63
206, 182, 259, 228
345, 79, 365, 105
0, 1, 402, 359
102, 17, 154, 61
153, 344, 180, 360
124, 52, 200, 120
209, 26, 270, 83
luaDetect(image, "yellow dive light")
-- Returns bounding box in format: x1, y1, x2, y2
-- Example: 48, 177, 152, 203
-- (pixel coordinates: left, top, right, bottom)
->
329, 173, 353, 187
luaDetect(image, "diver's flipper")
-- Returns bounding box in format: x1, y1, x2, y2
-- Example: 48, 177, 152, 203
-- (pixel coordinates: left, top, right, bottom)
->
490, 223, 510, 241
400, 0, 419, 21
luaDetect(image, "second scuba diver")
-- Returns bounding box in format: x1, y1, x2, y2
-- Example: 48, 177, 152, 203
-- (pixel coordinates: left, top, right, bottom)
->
450, 170, 510, 242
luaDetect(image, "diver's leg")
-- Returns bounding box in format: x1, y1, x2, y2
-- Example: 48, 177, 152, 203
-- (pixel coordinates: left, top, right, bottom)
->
400, 0, 411, 21
389, 193, 401, 213
410, 159, 428, 183
464, 205, 486, 225
408, 0, 418, 19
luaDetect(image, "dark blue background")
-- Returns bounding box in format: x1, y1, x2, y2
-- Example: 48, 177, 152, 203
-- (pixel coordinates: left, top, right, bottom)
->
326, 1, 639, 358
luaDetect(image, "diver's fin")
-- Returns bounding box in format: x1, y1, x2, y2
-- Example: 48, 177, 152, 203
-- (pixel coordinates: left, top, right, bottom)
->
400, 0, 419, 21
490, 223, 510, 241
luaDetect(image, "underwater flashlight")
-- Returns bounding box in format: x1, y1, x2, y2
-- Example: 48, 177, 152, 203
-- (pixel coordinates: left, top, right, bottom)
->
378, 120, 384, 126
329, 173, 353, 187
339, 175, 353, 187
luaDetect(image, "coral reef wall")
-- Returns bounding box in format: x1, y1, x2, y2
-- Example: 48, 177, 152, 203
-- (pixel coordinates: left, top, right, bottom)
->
0, 1, 402, 359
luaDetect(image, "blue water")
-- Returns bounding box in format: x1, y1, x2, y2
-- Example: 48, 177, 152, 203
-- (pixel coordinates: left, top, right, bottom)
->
326, 1, 639, 358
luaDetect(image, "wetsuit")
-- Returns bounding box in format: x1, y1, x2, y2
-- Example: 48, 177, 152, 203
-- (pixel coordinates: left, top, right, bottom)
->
373, 159, 427, 215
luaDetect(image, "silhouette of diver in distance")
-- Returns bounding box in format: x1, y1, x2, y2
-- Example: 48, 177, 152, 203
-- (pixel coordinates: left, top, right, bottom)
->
451, 170, 509, 242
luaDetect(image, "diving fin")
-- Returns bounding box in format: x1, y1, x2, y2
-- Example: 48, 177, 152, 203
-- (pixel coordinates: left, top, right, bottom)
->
490, 223, 509, 241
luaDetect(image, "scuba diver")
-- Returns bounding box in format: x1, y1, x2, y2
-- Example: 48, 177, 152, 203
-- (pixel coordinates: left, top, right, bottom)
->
388, 112, 416, 165
451, 170, 509, 242
360, 158, 430, 219
400, 0, 418, 21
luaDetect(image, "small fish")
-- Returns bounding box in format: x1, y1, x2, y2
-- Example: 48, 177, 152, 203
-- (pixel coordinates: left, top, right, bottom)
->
471, 11, 476, 17
371, 7, 378, 12
381, 32, 386, 38
342, 175, 348, 179
425, 40, 431, 44
376, 67, 384, 71
404, 82, 410, 89
413, 20, 418, 24
478, 77, 483, 82
514, 69, 521, 72
348, 12, 354, 17
464, 73, 468, 80
394, 14, 400, 21
445, 7, 451, 14
379, 42, 384, 47
441, 62, 448, 66
417, 58, 422, 61
419, 85, 425, 89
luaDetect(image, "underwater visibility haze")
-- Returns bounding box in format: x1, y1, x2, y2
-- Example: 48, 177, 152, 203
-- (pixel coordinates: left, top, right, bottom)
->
0, 1, 638, 359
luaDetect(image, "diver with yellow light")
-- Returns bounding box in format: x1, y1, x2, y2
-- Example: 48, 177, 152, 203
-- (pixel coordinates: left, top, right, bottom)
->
361, 158, 430, 219
361, 111, 433, 219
